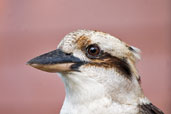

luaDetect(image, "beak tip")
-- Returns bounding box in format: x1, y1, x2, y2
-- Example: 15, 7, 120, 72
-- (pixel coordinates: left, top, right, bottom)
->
27, 61, 41, 69
26, 60, 32, 65
26, 60, 31, 65
26, 59, 36, 66
26, 61, 31, 65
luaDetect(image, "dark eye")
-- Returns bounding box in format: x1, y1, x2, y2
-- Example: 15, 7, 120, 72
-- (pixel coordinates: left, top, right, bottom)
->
86, 44, 100, 57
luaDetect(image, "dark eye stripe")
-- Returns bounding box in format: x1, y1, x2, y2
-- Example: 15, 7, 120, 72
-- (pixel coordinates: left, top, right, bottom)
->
111, 57, 132, 79
87, 54, 132, 80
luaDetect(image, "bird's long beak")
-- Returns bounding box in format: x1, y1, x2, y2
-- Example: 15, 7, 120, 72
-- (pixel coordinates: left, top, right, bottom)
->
27, 49, 83, 73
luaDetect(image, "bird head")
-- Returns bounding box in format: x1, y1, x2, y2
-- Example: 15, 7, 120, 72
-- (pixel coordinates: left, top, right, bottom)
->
27, 30, 145, 105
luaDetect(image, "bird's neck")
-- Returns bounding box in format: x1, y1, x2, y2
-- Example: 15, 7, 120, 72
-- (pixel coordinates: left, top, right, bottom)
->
60, 72, 106, 104
59, 72, 149, 114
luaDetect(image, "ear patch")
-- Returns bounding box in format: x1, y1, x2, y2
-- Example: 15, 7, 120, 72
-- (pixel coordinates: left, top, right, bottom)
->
129, 46, 141, 60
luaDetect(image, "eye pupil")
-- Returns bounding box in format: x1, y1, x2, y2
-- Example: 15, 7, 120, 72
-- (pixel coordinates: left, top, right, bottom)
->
90, 47, 97, 53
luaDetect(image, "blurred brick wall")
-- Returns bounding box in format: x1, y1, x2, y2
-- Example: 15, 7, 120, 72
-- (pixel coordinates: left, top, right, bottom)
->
0, 0, 170, 114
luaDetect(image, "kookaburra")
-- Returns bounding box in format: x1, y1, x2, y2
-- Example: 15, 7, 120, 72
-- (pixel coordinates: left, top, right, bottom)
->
27, 30, 164, 114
